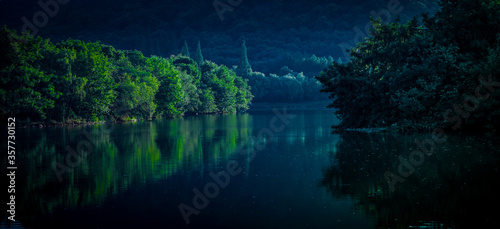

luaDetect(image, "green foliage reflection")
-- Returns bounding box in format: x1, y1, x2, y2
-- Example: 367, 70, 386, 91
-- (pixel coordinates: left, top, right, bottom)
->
14, 114, 252, 225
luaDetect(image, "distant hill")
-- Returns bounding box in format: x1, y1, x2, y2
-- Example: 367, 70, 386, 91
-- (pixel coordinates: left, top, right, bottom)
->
0, 0, 439, 75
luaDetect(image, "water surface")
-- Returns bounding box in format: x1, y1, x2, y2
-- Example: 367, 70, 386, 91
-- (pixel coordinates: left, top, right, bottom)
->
2, 109, 499, 228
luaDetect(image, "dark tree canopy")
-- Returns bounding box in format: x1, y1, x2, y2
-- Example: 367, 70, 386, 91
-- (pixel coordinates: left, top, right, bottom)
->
316, 0, 500, 132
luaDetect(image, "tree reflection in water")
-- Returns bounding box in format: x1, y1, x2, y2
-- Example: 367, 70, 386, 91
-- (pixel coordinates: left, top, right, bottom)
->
11, 114, 252, 227
320, 131, 500, 228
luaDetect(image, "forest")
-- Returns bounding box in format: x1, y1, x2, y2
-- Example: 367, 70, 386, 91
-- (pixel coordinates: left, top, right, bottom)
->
316, 0, 500, 132
0, 0, 441, 105
0, 27, 252, 123
234, 40, 329, 102
0, 0, 439, 71
2, 1, 500, 228
1, 0, 499, 130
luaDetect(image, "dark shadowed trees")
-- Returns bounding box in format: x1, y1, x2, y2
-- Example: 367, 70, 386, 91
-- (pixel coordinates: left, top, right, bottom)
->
317, 0, 500, 131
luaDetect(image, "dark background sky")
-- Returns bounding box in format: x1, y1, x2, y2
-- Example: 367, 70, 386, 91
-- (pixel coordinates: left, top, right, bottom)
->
0, 0, 439, 75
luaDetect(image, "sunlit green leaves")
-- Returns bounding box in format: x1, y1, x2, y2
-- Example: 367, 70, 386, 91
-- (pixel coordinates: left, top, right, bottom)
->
0, 27, 253, 123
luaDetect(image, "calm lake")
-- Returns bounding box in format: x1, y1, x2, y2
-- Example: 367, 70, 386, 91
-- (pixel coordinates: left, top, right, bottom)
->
3, 108, 500, 228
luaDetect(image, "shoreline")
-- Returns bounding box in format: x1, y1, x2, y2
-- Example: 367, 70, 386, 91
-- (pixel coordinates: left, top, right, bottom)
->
14, 110, 240, 128
14, 101, 333, 128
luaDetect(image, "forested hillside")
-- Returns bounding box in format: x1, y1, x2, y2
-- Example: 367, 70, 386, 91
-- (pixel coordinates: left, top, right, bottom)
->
0, 27, 252, 123
0, 0, 440, 104
0, 0, 436, 101
0, 0, 439, 74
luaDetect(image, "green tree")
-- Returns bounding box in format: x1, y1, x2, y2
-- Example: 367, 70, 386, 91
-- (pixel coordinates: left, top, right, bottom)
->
170, 55, 201, 84
234, 76, 253, 111
136, 75, 160, 120
58, 39, 116, 121
177, 71, 201, 114
1, 27, 253, 123
147, 56, 183, 116
0, 27, 59, 121
201, 61, 240, 112
181, 40, 190, 57
194, 41, 204, 67
318, 0, 500, 131
244, 71, 269, 101
236, 40, 252, 78
198, 89, 217, 113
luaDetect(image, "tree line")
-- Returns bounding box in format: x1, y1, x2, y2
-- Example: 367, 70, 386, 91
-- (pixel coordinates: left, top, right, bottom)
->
316, 0, 500, 132
234, 39, 329, 102
0, 27, 253, 124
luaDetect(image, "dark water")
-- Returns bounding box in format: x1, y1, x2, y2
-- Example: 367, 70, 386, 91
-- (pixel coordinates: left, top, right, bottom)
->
2, 109, 500, 228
